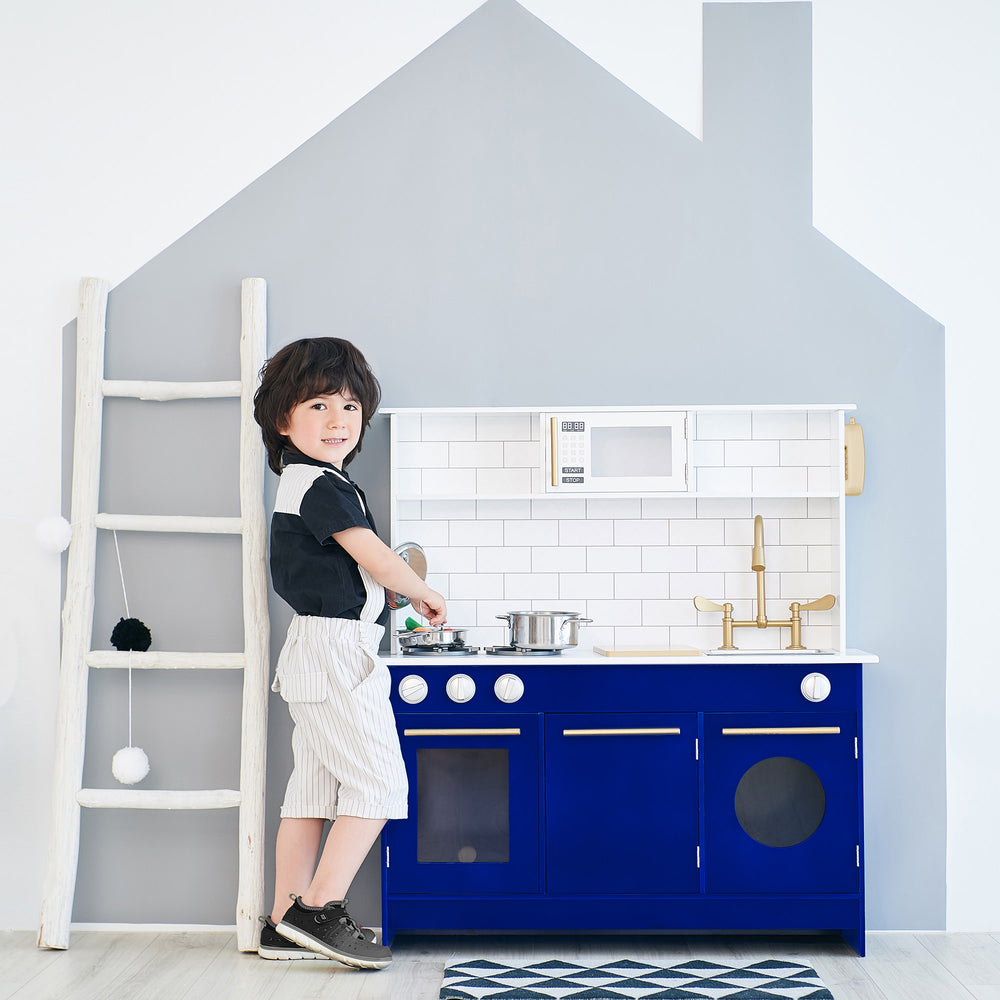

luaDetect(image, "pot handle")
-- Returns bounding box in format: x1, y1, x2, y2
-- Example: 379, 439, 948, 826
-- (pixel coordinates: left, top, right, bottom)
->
559, 616, 594, 631
495, 614, 511, 622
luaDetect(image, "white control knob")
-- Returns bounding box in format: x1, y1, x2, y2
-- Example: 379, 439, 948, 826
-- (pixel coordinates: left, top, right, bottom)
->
494, 673, 525, 704
801, 672, 832, 702
446, 673, 476, 704
398, 674, 428, 705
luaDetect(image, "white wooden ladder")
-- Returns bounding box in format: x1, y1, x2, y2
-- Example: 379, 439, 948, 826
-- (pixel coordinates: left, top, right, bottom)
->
37, 277, 270, 951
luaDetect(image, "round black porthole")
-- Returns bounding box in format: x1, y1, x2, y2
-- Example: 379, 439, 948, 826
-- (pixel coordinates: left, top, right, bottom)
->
734, 756, 826, 848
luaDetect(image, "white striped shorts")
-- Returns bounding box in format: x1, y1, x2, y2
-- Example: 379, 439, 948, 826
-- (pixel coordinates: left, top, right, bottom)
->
272, 615, 408, 820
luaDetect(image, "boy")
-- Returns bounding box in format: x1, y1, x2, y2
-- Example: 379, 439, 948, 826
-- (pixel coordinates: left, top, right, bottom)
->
252, 337, 446, 968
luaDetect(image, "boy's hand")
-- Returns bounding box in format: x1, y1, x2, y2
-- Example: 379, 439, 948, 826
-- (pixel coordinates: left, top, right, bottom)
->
415, 592, 447, 627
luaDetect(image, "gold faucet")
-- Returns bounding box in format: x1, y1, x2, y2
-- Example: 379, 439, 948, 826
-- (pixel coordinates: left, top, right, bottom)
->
693, 515, 836, 650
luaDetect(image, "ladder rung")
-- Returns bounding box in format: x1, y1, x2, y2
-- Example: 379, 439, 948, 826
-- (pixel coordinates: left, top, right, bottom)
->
102, 379, 242, 400
94, 514, 243, 534
87, 651, 246, 670
77, 788, 242, 810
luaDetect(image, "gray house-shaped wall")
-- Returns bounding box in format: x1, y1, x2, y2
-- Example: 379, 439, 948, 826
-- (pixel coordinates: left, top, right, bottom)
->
67, 0, 944, 929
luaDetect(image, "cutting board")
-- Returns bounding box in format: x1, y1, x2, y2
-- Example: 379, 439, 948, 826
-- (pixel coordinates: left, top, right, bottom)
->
593, 644, 705, 657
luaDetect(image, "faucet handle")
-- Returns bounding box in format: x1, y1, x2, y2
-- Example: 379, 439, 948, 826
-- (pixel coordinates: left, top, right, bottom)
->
795, 594, 836, 612
694, 595, 727, 613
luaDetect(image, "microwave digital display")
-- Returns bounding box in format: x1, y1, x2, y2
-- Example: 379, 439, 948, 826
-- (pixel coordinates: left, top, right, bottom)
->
547, 411, 688, 493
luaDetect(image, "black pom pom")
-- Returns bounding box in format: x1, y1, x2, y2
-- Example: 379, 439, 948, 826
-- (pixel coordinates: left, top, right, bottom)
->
110, 617, 152, 652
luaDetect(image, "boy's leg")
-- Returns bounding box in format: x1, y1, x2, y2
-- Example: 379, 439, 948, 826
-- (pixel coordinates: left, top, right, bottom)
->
300, 814, 385, 906
270, 816, 325, 922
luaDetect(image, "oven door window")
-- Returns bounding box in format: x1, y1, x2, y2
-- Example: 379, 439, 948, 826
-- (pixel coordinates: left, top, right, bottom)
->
417, 748, 509, 863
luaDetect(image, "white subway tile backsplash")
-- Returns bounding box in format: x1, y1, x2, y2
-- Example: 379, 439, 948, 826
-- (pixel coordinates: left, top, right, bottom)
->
642, 546, 697, 573
808, 411, 837, 439
753, 411, 807, 439
531, 498, 586, 519
559, 573, 615, 600
726, 440, 779, 467
450, 519, 503, 547
477, 413, 535, 441
394, 413, 422, 441
450, 573, 504, 600
587, 599, 641, 627
588, 547, 642, 572
670, 518, 725, 546
477, 546, 532, 573
504, 519, 559, 547
780, 517, 834, 546
424, 546, 477, 573
396, 520, 449, 546
781, 439, 833, 466
753, 498, 808, 519
396, 441, 449, 468
587, 498, 642, 520
613, 626, 671, 645
615, 519, 669, 546
778, 572, 833, 600
479, 498, 531, 519
696, 411, 752, 440
504, 573, 559, 600
532, 546, 587, 573
422, 499, 476, 520
752, 466, 807, 494
504, 441, 540, 468
669, 572, 725, 601
396, 500, 421, 520
396, 469, 422, 495
478, 468, 532, 494
450, 441, 503, 468
697, 545, 750, 573
643, 497, 697, 518
559, 519, 614, 546
697, 498, 752, 518
698, 467, 753, 494
724, 573, 758, 600
807, 497, 837, 518
692, 440, 725, 466
808, 545, 834, 572
423, 468, 476, 494
615, 573, 669, 599
760, 545, 809, 573
422, 413, 477, 441
807, 467, 835, 493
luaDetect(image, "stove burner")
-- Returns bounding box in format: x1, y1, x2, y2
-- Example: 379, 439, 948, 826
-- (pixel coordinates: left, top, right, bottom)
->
484, 645, 562, 656
401, 644, 481, 655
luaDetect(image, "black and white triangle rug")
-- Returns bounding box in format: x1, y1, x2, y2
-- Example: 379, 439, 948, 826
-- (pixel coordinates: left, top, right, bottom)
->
439, 957, 835, 999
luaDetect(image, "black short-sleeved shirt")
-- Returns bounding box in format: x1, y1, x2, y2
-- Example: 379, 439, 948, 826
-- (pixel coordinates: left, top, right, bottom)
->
269, 450, 388, 625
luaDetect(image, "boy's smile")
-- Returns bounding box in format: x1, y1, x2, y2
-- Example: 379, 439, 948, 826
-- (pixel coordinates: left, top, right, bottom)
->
279, 391, 363, 469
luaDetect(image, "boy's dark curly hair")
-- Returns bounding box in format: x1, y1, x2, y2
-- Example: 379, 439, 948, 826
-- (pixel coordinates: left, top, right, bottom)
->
253, 337, 382, 474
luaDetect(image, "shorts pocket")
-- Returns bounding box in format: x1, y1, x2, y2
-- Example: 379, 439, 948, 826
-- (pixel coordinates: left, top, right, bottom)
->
275, 672, 329, 703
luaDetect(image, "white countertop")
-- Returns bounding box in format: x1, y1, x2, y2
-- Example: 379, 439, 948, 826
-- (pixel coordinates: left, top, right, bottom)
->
385, 646, 879, 667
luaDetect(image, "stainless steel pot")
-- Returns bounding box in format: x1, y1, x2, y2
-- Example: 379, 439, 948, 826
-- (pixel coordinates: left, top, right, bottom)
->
495, 611, 593, 650
395, 627, 469, 649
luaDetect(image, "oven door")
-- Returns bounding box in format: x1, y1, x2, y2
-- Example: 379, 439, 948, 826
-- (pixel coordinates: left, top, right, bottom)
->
386, 713, 540, 893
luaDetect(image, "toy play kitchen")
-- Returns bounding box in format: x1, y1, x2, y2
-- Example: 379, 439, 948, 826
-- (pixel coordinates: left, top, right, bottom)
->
380, 403, 873, 955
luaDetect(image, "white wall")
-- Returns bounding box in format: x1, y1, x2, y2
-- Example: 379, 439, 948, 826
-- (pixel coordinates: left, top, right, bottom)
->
1, 0, 995, 931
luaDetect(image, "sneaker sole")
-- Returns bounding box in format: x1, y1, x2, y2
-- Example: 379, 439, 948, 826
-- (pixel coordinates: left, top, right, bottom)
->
258, 944, 330, 961
275, 921, 391, 969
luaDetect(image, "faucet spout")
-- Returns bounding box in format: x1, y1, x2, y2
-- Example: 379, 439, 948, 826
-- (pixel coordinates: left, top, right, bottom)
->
752, 515, 767, 626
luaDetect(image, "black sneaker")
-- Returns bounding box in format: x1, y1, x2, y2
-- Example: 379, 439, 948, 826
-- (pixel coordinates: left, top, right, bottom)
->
258, 916, 330, 960
276, 896, 392, 969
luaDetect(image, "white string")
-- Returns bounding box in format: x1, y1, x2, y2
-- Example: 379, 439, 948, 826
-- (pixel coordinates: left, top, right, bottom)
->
112, 530, 134, 748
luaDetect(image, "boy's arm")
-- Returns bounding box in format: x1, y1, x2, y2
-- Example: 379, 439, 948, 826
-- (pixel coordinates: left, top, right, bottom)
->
332, 526, 447, 625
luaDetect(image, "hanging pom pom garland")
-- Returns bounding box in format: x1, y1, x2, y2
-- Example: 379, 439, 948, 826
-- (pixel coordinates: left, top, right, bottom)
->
109, 530, 152, 785
35, 515, 73, 553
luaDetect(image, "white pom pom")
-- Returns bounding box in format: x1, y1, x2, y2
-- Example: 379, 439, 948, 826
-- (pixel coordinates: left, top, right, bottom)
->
112, 746, 150, 785
36, 516, 73, 553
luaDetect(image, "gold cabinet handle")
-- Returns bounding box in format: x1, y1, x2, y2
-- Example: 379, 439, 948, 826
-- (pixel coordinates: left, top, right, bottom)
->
562, 728, 681, 736
722, 726, 841, 736
403, 728, 521, 737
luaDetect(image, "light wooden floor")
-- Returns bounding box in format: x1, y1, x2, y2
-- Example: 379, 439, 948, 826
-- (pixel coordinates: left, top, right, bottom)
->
3, 929, 1000, 1000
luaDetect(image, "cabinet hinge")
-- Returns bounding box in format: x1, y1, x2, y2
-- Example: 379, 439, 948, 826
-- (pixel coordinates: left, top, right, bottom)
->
696, 845, 701, 869
386, 846, 390, 869
854, 737, 858, 759
695, 737, 699, 760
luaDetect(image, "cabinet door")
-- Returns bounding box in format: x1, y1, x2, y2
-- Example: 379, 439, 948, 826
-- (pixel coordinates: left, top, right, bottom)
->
545, 713, 699, 893
386, 714, 540, 893
703, 712, 859, 893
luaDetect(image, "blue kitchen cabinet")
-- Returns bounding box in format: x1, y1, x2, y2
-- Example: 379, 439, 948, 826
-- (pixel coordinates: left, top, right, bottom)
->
544, 712, 699, 894
383, 658, 866, 955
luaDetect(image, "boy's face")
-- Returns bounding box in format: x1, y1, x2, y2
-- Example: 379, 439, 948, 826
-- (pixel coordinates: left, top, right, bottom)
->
278, 390, 363, 469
